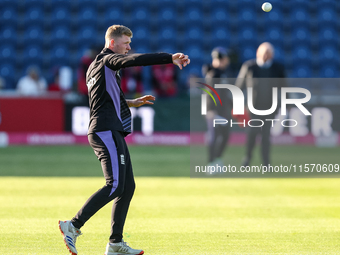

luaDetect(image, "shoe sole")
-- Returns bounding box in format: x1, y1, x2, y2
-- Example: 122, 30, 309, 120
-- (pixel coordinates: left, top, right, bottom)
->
58, 220, 77, 255
104, 251, 144, 255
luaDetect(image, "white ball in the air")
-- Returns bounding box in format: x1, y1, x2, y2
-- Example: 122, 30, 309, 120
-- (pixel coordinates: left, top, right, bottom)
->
262, 2, 272, 12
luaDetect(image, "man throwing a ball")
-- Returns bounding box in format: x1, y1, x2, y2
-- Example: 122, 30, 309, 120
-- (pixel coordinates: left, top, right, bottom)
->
59, 25, 190, 255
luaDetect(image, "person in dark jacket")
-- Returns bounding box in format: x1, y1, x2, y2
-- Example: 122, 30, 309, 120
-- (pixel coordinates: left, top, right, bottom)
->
202, 47, 234, 168
59, 25, 190, 255
235, 42, 286, 167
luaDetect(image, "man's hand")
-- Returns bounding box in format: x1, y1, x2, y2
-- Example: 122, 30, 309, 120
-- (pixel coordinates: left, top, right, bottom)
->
172, 53, 190, 70
127, 95, 156, 107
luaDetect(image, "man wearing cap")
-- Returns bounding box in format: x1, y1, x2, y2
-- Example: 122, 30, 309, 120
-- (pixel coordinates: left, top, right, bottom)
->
202, 47, 234, 168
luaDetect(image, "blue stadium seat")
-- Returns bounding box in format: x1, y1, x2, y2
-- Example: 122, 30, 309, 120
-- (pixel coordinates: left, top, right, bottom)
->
0, 26, 17, 44
292, 64, 312, 78
50, 26, 71, 44
1, 7, 17, 23
184, 45, 203, 62
77, 26, 97, 45
133, 26, 149, 44
291, 8, 310, 26
238, 27, 257, 46
318, 8, 335, 22
292, 46, 312, 64
104, 7, 125, 28
319, 46, 338, 64
184, 7, 203, 27
263, 9, 283, 27
0, 45, 16, 64
23, 26, 43, 44
210, 8, 229, 24
239, 45, 256, 62
24, 6, 44, 26
291, 27, 311, 44
318, 8, 337, 28
78, 7, 97, 25
211, 27, 230, 46
158, 26, 176, 44
24, 45, 43, 65
186, 27, 203, 44
159, 45, 176, 54
320, 65, 338, 78
131, 7, 150, 23
133, 44, 150, 54
51, 7, 71, 26
238, 9, 257, 25
318, 28, 337, 46
158, 7, 177, 27
264, 27, 284, 47
50, 45, 70, 65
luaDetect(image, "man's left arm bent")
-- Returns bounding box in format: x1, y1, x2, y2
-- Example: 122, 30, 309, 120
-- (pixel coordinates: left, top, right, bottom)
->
126, 95, 155, 107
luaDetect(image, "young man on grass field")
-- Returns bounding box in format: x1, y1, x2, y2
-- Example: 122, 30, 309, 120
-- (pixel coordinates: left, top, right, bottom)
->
59, 25, 190, 255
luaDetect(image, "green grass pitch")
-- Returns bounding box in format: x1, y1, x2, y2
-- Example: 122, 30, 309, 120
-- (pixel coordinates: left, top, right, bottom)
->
0, 145, 340, 254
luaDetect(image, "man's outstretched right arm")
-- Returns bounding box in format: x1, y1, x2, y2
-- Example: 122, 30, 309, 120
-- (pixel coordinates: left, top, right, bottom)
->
104, 53, 173, 70
104, 52, 190, 71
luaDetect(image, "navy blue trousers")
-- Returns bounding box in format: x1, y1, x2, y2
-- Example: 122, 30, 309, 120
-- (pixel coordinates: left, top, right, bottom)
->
71, 130, 135, 243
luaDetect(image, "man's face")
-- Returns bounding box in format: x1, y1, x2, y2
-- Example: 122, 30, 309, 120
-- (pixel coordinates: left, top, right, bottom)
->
111, 35, 131, 54
29, 71, 39, 81
256, 46, 273, 63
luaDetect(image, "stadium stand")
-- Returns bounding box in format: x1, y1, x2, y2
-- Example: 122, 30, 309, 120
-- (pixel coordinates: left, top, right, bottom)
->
0, 0, 339, 90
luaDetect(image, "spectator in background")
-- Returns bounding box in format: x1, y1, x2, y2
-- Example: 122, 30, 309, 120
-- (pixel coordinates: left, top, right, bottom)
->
48, 66, 72, 93
235, 42, 286, 167
77, 47, 97, 97
121, 65, 144, 98
16, 66, 47, 96
202, 47, 234, 167
152, 63, 177, 97
48, 68, 62, 93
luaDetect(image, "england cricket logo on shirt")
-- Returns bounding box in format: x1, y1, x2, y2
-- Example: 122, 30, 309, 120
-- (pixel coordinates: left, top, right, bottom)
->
87, 77, 96, 88
120, 154, 125, 165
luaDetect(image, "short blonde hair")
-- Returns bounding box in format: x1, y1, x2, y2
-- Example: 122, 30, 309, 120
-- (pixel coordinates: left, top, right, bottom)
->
105, 25, 133, 46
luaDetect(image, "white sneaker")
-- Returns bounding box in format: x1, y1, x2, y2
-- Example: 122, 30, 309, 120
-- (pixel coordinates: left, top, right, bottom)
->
206, 158, 224, 175
58, 220, 82, 255
104, 240, 144, 255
